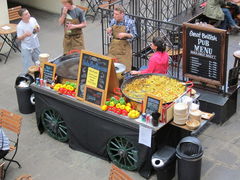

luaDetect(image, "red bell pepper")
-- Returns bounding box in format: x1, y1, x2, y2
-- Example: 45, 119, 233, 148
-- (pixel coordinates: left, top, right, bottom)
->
116, 108, 122, 115
121, 110, 128, 116
112, 107, 117, 113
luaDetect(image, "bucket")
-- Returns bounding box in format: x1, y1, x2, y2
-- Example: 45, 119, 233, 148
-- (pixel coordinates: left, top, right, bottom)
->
39, 53, 50, 68
28, 65, 39, 76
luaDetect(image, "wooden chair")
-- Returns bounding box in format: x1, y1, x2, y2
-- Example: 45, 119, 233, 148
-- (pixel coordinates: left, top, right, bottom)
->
8, 6, 22, 22
0, 109, 22, 179
109, 164, 133, 180
0, 162, 4, 180
0, 41, 3, 62
99, 0, 118, 9
15, 174, 32, 180
92, 0, 119, 22
76, 5, 88, 13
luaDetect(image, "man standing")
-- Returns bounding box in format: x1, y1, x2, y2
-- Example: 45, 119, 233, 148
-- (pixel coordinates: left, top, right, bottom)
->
17, 8, 40, 73
203, 0, 240, 31
0, 127, 10, 159
107, 5, 137, 71
59, 0, 87, 54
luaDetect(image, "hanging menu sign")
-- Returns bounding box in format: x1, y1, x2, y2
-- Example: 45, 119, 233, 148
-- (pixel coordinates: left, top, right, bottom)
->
76, 50, 112, 101
42, 62, 56, 84
143, 94, 162, 115
182, 23, 228, 86
84, 85, 104, 107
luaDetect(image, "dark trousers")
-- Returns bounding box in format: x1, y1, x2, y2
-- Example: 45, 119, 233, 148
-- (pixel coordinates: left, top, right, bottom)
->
220, 8, 237, 29
0, 150, 9, 159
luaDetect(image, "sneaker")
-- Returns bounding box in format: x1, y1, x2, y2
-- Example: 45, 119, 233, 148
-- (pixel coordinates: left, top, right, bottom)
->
231, 24, 240, 30
230, 25, 240, 34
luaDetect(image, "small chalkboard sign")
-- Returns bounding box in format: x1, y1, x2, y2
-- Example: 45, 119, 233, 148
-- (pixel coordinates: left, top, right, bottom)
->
76, 50, 112, 101
42, 62, 56, 84
83, 85, 104, 107
182, 23, 227, 86
143, 94, 162, 115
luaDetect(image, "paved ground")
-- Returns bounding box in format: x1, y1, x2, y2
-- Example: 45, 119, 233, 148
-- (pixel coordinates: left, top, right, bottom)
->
0, 8, 240, 180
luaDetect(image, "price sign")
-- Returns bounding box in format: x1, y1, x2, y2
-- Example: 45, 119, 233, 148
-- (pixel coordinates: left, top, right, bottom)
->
76, 50, 112, 100
86, 67, 99, 87
84, 85, 104, 107
143, 94, 162, 115
182, 23, 227, 86
42, 62, 56, 84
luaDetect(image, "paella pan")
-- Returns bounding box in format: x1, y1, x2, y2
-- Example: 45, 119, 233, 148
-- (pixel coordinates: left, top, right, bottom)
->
121, 74, 186, 104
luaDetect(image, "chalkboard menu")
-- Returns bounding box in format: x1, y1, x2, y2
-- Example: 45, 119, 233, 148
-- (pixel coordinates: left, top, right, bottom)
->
84, 85, 104, 107
143, 94, 162, 115
42, 62, 56, 84
76, 50, 112, 100
182, 23, 227, 86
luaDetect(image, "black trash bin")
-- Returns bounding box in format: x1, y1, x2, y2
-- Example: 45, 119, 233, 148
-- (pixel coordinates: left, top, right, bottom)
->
151, 145, 176, 180
176, 136, 203, 180
15, 74, 35, 114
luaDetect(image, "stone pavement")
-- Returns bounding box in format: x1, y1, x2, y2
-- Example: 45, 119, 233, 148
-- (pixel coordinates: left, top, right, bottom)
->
0, 8, 240, 180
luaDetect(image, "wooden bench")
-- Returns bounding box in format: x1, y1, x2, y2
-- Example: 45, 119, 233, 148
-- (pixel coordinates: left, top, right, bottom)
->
8, 6, 22, 22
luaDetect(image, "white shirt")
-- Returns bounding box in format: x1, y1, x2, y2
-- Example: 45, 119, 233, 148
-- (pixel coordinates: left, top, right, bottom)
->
0, 128, 10, 151
17, 17, 40, 50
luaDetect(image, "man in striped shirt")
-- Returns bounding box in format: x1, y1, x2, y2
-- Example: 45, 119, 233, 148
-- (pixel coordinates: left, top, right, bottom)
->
0, 128, 10, 159
107, 5, 137, 71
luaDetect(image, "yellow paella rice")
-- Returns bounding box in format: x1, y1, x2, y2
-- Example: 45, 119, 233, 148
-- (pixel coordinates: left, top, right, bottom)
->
123, 75, 185, 103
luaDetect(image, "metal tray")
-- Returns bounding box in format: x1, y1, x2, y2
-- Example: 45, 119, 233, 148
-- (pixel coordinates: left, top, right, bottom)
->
52, 53, 80, 80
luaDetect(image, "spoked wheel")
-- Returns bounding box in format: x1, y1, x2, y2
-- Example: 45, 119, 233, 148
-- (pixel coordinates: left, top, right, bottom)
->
107, 136, 138, 171
41, 108, 68, 142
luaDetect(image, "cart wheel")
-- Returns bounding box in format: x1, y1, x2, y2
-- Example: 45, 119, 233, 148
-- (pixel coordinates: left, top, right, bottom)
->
41, 108, 68, 142
107, 136, 138, 171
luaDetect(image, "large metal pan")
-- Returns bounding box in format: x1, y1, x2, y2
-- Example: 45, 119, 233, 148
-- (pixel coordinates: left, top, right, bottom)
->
121, 73, 187, 104
52, 53, 80, 80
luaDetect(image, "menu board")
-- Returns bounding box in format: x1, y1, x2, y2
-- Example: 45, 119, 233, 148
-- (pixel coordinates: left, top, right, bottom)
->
182, 23, 227, 86
42, 62, 56, 84
76, 50, 112, 100
84, 85, 104, 107
143, 94, 162, 115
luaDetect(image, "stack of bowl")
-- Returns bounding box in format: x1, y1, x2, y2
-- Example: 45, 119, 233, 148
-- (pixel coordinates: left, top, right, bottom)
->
173, 103, 188, 125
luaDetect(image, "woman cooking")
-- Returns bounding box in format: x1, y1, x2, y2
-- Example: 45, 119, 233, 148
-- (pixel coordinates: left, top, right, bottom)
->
59, 0, 87, 54
130, 37, 169, 75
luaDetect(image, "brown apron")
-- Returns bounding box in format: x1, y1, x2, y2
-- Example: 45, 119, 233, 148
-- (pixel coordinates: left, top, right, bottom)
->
108, 25, 132, 71
63, 15, 85, 54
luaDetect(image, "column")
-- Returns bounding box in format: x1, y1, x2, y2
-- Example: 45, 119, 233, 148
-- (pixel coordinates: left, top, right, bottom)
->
0, 0, 10, 53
